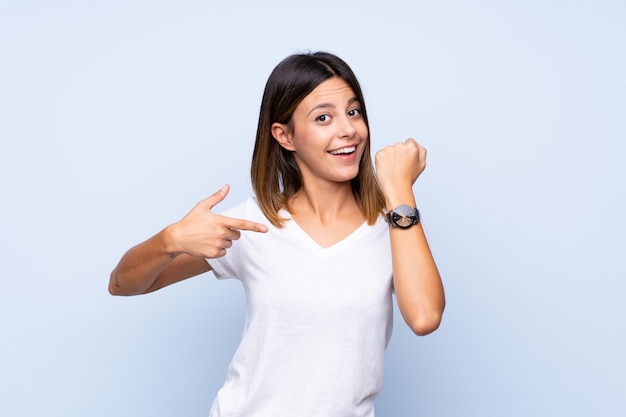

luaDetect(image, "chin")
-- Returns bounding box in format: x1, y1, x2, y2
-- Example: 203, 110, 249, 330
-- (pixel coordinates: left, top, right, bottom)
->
334, 169, 360, 184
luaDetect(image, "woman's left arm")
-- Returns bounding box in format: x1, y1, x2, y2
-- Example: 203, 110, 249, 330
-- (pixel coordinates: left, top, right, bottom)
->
375, 139, 445, 336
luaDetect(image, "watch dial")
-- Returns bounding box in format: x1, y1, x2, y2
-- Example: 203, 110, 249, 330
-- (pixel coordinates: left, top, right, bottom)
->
394, 214, 413, 227
392, 205, 417, 228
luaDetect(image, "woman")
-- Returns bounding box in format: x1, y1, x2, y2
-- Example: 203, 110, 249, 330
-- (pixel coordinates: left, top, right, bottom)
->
109, 51, 445, 417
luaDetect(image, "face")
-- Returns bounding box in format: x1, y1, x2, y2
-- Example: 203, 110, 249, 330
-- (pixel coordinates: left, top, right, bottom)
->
272, 77, 368, 188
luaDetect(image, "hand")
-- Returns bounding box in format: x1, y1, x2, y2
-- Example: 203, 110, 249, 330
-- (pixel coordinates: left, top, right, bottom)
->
167, 185, 268, 259
375, 139, 427, 205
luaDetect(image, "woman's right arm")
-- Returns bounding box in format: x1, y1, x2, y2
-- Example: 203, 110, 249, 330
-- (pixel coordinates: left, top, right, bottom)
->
108, 185, 268, 296
108, 226, 212, 296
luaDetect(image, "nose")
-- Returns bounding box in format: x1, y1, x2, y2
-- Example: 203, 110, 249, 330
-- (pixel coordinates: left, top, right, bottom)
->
337, 114, 356, 139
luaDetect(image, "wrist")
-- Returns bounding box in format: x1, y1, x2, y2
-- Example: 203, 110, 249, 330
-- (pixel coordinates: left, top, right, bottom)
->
384, 204, 420, 228
162, 223, 183, 258
383, 187, 416, 210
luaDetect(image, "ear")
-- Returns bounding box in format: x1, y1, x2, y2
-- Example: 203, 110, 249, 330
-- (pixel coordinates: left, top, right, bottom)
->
271, 122, 296, 151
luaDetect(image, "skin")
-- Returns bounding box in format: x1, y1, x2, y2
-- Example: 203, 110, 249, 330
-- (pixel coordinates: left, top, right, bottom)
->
109, 77, 444, 335
108, 184, 267, 296
376, 137, 445, 335
270, 77, 368, 247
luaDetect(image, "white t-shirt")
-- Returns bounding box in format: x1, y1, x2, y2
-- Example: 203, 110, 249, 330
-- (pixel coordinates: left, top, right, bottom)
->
208, 197, 393, 417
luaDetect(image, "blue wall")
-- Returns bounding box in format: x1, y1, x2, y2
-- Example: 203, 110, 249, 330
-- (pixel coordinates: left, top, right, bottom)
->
1, 1, 624, 416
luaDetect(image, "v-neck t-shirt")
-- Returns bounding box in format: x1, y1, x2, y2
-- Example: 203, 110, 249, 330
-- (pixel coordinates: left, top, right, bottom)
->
208, 196, 393, 417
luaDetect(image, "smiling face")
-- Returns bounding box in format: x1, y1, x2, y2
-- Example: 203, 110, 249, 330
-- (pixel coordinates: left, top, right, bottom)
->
271, 77, 369, 189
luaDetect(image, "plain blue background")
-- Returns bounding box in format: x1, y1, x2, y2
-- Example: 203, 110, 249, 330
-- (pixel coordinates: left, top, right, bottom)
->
1, 1, 625, 416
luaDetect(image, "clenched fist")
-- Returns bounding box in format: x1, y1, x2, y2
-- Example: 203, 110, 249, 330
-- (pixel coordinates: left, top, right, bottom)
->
375, 139, 427, 206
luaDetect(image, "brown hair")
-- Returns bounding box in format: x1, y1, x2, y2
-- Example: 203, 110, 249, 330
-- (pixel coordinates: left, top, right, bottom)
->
251, 51, 385, 227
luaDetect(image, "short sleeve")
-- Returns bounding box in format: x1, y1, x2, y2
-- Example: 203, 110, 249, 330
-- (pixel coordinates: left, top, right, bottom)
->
206, 200, 247, 280
206, 197, 268, 281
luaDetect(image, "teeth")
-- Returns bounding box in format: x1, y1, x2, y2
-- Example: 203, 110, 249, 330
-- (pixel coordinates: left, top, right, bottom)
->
328, 146, 356, 155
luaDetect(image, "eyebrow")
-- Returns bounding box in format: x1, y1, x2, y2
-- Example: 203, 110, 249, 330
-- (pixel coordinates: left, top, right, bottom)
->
306, 96, 360, 116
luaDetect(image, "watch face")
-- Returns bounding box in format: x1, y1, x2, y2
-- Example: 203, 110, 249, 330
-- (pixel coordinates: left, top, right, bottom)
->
392, 205, 417, 228
394, 215, 413, 227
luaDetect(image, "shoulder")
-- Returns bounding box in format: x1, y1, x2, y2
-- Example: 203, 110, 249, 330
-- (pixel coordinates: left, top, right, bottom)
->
359, 214, 392, 252
371, 214, 389, 235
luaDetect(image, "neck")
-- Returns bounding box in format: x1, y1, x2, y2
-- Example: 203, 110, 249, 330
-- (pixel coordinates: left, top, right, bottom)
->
289, 181, 359, 224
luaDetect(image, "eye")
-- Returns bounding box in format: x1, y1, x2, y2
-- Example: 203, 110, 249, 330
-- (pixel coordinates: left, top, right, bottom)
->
348, 108, 361, 117
315, 114, 331, 122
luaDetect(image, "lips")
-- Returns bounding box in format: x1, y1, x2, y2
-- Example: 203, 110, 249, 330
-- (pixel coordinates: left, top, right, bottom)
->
327, 145, 356, 155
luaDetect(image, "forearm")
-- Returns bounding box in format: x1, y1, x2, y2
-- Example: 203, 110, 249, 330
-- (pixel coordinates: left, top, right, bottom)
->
108, 185, 266, 296
390, 222, 445, 335
109, 226, 177, 296
386, 191, 445, 336
375, 139, 445, 334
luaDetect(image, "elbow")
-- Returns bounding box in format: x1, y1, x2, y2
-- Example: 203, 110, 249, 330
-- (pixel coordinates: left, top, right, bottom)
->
108, 270, 149, 296
108, 270, 130, 296
108, 283, 143, 297
406, 309, 444, 336
108, 269, 122, 296
108, 275, 122, 296
108, 280, 139, 296
108, 282, 120, 296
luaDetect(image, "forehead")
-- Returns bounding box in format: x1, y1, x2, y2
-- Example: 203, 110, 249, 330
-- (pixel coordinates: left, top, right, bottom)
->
299, 77, 357, 108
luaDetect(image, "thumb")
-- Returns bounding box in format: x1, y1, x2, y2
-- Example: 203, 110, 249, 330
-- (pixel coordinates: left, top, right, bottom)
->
204, 184, 230, 209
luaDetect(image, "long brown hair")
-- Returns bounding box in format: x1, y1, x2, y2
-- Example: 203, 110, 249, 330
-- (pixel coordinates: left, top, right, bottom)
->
251, 51, 385, 227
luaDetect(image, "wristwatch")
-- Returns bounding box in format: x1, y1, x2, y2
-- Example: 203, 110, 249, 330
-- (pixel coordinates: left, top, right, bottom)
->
384, 204, 420, 228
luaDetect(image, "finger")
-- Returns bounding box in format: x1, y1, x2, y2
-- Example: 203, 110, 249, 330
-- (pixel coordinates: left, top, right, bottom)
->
420, 146, 427, 162
202, 184, 230, 210
416, 143, 427, 161
223, 238, 234, 249
223, 227, 242, 241
403, 139, 425, 159
224, 216, 269, 233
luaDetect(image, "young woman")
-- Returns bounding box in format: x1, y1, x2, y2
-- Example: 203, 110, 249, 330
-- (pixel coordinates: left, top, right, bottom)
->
109, 52, 445, 417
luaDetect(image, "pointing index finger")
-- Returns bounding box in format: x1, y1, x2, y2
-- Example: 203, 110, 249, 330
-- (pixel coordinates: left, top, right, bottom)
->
224, 216, 268, 233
